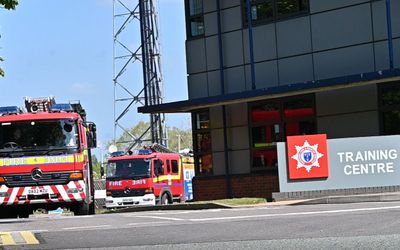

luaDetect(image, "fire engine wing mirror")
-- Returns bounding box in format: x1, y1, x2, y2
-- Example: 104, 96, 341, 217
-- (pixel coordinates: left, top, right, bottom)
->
86, 122, 97, 148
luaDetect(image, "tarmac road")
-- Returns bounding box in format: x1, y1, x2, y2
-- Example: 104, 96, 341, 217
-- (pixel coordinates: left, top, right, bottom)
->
2, 201, 400, 249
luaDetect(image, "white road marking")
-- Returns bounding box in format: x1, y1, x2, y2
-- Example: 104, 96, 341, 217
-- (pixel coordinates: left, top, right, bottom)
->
135, 215, 185, 221
189, 205, 400, 222
127, 221, 169, 226
62, 225, 112, 230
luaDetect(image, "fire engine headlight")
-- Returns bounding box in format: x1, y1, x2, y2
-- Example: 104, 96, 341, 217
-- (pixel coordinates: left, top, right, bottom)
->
0, 192, 9, 197
67, 188, 84, 194
69, 172, 83, 180
144, 188, 154, 194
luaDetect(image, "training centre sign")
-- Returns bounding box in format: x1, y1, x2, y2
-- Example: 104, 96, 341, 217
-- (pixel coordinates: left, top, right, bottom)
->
277, 134, 400, 192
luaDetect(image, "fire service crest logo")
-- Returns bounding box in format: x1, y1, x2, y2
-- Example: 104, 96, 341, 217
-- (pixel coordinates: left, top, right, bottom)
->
292, 140, 323, 172
287, 134, 329, 180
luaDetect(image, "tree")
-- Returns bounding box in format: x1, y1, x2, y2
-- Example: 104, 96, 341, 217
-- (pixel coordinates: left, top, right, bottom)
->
110, 121, 192, 153
0, 0, 18, 77
167, 126, 192, 153
91, 154, 103, 180
0, 0, 18, 10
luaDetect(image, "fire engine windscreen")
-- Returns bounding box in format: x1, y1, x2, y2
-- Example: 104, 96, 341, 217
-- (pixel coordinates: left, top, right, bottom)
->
107, 159, 151, 180
0, 119, 79, 155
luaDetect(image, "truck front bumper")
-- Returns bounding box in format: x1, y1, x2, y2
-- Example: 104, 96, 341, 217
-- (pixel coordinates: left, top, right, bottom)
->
105, 194, 156, 208
0, 181, 86, 206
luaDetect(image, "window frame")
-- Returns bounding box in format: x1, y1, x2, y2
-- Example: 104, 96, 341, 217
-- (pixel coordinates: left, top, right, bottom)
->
185, 0, 205, 39
378, 82, 400, 135
241, 0, 310, 27
192, 109, 213, 175
171, 160, 179, 174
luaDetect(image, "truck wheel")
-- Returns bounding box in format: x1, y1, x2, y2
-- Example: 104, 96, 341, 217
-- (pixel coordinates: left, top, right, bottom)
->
161, 193, 170, 205
74, 202, 91, 215
18, 208, 31, 218
89, 201, 95, 215
0, 207, 18, 218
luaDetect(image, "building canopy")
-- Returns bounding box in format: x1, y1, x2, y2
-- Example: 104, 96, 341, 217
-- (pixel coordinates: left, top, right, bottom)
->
138, 69, 400, 114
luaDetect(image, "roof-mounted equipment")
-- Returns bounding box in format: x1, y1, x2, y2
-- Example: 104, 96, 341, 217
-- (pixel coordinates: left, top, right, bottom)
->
25, 96, 55, 113
0, 106, 21, 116
110, 151, 126, 157
69, 101, 87, 121
50, 103, 74, 112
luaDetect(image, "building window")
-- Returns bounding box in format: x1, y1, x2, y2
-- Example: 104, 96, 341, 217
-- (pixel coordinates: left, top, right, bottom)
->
250, 95, 316, 170
186, 0, 204, 38
243, 0, 309, 26
379, 83, 400, 135
192, 110, 212, 175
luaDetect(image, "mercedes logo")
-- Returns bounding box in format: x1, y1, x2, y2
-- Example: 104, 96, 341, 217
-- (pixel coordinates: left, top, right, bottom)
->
123, 187, 131, 195
31, 168, 43, 181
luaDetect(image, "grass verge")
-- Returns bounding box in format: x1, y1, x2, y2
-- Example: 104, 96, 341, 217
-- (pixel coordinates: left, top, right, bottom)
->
194, 197, 268, 207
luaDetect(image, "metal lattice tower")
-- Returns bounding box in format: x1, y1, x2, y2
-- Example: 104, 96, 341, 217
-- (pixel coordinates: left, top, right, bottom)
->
113, 0, 166, 151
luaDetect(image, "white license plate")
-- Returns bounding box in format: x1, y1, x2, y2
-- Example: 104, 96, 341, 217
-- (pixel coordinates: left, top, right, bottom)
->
28, 189, 48, 195
122, 198, 133, 202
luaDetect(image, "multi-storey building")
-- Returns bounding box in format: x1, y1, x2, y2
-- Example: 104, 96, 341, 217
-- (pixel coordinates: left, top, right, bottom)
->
139, 0, 400, 201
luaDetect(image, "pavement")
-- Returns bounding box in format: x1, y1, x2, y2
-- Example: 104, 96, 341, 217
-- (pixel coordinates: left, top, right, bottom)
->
100, 191, 400, 214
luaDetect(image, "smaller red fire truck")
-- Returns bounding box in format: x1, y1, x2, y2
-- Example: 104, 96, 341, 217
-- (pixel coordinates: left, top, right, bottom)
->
105, 144, 194, 208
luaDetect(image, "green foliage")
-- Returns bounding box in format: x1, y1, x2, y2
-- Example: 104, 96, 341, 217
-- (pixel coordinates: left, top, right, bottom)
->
91, 154, 103, 180
167, 126, 192, 152
111, 121, 192, 153
0, 0, 18, 10
198, 198, 268, 206
117, 121, 152, 144
0, 57, 3, 77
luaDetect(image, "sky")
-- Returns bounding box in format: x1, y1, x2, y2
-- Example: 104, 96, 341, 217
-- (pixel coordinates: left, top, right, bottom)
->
0, 0, 190, 155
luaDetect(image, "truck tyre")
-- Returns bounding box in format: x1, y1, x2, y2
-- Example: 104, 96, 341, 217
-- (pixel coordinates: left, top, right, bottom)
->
74, 201, 91, 215
89, 201, 95, 215
18, 208, 31, 218
0, 207, 9, 218
160, 193, 170, 205
0, 207, 17, 218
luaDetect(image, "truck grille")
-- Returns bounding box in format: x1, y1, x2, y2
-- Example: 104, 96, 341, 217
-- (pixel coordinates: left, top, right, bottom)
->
111, 189, 145, 198
3, 172, 71, 187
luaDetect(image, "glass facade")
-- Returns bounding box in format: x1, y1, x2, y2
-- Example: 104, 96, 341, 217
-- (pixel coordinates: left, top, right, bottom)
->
193, 110, 212, 175
244, 0, 309, 25
380, 83, 400, 135
250, 95, 316, 170
186, 0, 204, 38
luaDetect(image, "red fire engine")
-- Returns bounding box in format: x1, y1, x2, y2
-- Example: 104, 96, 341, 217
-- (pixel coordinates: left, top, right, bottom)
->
105, 144, 194, 208
0, 97, 97, 217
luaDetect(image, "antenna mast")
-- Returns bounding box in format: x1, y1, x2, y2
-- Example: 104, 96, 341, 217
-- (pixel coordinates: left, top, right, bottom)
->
113, 0, 166, 151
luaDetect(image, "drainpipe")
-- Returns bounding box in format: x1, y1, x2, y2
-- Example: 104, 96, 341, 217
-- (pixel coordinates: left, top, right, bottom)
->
386, 0, 394, 69
216, 0, 232, 198
246, 0, 256, 89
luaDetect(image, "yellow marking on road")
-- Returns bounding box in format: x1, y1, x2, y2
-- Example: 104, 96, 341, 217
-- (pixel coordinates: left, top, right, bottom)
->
20, 231, 40, 245
0, 231, 39, 246
0, 232, 16, 245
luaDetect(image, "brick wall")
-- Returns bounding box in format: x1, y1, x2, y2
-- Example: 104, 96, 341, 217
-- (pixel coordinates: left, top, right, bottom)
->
193, 174, 279, 201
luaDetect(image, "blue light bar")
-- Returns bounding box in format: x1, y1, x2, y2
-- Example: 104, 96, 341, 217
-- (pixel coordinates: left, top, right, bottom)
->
0, 106, 20, 115
50, 103, 74, 112
111, 151, 126, 157
138, 149, 153, 155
